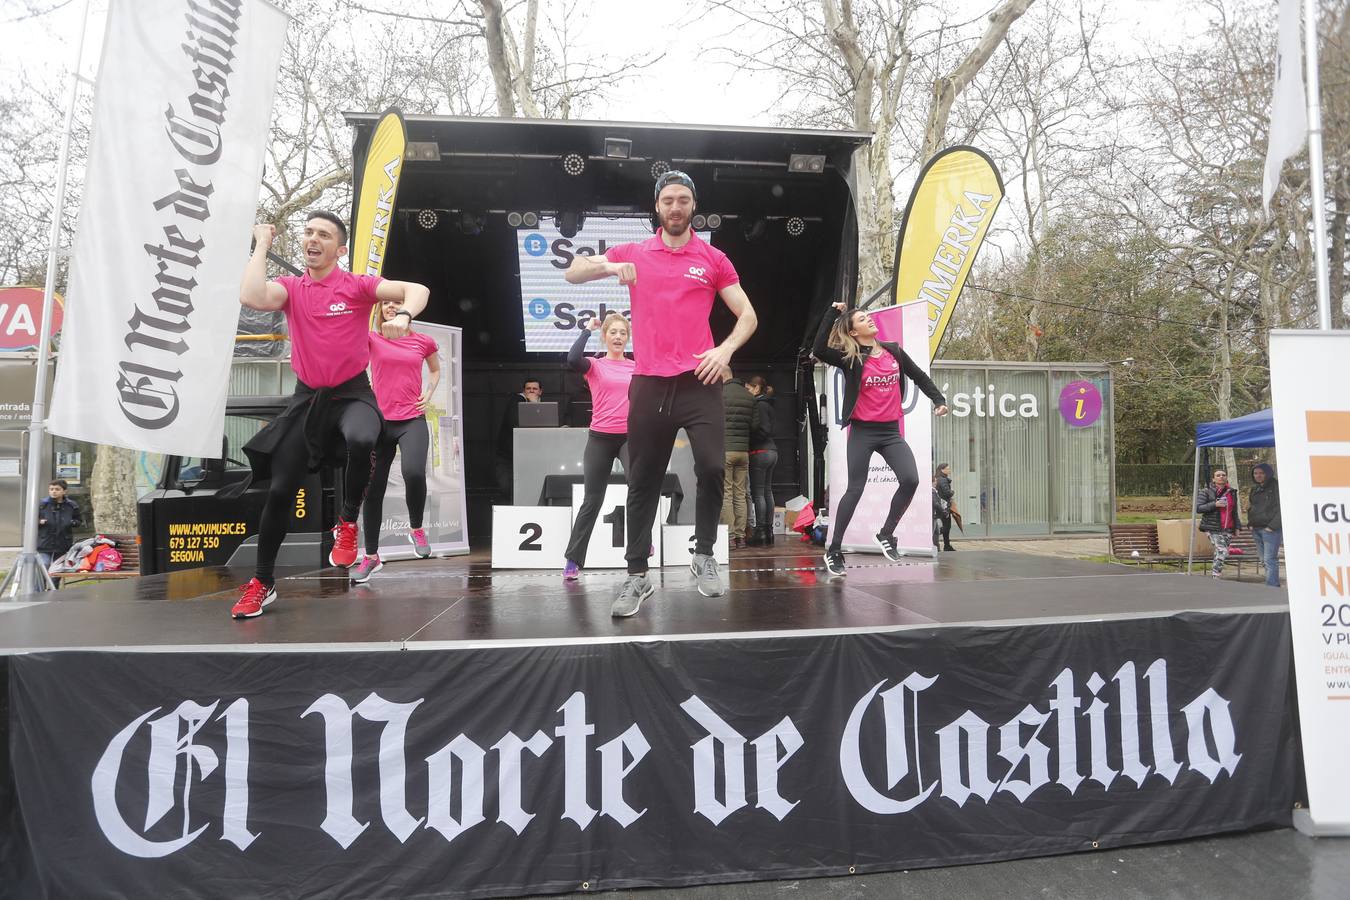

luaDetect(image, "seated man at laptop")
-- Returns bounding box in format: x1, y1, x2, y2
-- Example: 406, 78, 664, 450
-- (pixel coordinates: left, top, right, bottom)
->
496, 378, 544, 498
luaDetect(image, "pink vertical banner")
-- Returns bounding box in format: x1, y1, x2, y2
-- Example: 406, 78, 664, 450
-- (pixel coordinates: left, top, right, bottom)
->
824, 300, 934, 553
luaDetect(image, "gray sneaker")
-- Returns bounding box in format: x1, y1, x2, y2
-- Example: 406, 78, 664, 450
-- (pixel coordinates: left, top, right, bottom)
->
690, 553, 726, 597
611, 573, 654, 618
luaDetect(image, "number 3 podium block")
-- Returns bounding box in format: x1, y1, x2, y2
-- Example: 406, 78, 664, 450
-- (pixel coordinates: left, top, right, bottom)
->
660, 524, 729, 566
491, 506, 572, 569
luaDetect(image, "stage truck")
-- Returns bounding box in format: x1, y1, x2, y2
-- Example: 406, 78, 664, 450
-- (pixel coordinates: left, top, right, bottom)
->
343, 114, 873, 536
137, 116, 871, 571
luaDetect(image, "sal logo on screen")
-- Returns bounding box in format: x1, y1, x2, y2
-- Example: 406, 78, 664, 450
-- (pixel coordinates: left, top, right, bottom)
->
526, 296, 631, 330
89, 658, 1240, 857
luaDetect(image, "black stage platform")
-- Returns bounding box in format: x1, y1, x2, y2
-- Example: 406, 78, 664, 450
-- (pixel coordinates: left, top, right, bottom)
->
1, 549, 1301, 900
0, 548, 1285, 651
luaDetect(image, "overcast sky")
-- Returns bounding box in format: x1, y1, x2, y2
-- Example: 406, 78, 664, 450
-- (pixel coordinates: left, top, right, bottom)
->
3, 0, 1211, 127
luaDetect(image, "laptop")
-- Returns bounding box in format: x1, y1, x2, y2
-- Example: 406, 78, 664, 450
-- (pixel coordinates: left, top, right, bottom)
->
518, 401, 559, 428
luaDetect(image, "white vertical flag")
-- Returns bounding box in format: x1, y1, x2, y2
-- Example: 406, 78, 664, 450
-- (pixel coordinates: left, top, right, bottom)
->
1262, 0, 1308, 214
48, 0, 289, 457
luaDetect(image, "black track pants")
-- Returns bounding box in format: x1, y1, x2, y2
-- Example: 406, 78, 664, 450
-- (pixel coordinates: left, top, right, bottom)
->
624, 373, 724, 574
362, 416, 430, 554
828, 420, 919, 553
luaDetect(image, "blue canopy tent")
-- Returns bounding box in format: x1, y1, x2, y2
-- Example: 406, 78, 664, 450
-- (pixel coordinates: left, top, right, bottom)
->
1188, 409, 1275, 572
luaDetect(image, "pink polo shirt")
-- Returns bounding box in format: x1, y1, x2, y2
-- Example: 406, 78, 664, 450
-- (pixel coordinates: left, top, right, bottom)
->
604, 232, 739, 377
852, 351, 902, 422
369, 331, 439, 421
585, 355, 636, 434
276, 268, 383, 388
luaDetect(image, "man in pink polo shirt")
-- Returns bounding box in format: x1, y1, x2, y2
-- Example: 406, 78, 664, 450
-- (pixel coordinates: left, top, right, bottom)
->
231, 211, 429, 619
565, 171, 757, 617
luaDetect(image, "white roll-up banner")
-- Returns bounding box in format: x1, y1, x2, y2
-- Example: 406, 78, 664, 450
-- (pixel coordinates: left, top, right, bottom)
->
824, 300, 934, 554
1269, 329, 1350, 831
48, 0, 289, 457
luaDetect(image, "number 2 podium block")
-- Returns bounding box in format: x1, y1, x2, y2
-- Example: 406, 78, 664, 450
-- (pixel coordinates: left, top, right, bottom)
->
491, 506, 572, 569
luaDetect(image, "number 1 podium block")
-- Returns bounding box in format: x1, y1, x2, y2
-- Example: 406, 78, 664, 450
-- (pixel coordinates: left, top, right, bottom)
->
569, 484, 667, 569
491, 506, 572, 569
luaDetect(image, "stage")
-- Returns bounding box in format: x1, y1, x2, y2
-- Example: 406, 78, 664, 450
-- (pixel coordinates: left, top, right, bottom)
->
0, 548, 1285, 650
1, 549, 1301, 899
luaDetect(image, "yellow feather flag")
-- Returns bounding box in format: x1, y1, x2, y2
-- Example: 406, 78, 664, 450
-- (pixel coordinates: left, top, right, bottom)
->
890, 146, 1004, 360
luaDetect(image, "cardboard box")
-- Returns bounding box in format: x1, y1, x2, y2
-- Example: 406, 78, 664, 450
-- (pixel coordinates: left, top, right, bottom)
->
1156, 518, 1213, 556
772, 507, 787, 534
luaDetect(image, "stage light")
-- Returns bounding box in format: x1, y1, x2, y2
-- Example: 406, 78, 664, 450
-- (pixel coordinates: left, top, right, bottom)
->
522, 211, 539, 227
417, 209, 438, 230
555, 210, 585, 239
786, 216, 806, 237
506, 211, 523, 227
788, 153, 826, 173
706, 213, 723, 230
506, 211, 542, 228
405, 141, 441, 162
692, 214, 706, 230
650, 159, 670, 178
459, 211, 485, 236
604, 137, 632, 159
562, 152, 586, 176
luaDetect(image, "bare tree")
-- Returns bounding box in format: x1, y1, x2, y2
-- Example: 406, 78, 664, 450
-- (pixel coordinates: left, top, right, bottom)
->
706, 0, 1036, 297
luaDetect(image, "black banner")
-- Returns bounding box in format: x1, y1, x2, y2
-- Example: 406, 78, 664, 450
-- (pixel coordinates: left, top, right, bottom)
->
4, 612, 1297, 898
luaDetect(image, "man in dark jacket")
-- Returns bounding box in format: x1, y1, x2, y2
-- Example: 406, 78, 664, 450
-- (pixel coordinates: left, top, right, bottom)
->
38, 479, 82, 588
935, 462, 956, 551
1196, 469, 1241, 578
1247, 462, 1282, 587
721, 372, 755, 548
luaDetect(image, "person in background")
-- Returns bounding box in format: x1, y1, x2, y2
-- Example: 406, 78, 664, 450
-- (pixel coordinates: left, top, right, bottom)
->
349, 299, 442, 584
561, 313, 635, 579
935, 462, 956, 551
746, 375, 777, 546
37, 478, 82, 588
496, 377, 543, 501
721, 369, 755, 549
1247, 462, 1282, 587
1196, 469, 1242, 578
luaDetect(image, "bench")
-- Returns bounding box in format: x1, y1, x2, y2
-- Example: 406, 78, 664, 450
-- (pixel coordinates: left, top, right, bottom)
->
1108, 523, 1273, 579
50, 533, 141, 585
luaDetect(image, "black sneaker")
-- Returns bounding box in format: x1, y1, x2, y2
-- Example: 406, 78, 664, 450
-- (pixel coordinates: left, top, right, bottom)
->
873, 532, 902, 562
824, 550, 846, 576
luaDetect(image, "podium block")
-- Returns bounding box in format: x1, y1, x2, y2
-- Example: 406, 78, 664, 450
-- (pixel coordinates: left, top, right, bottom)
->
492, 506, 572, 569
569, 484, 667, 568
661, 524, 729, 566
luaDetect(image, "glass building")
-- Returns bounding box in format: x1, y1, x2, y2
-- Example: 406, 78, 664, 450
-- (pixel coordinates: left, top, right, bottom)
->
930, 362, 1114, 536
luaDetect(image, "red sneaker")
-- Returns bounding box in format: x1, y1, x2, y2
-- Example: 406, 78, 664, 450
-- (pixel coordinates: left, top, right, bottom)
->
330, 519, 359, 568
231, 578, 276, 619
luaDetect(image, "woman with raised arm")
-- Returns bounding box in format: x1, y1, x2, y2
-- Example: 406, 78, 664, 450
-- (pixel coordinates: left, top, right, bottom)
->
812, 301, 949, 576
350, 299, 441, 583
562, 312, 636, 580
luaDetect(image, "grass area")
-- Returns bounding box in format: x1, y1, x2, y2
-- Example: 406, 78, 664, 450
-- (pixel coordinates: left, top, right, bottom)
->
1116, 494, 1190, 524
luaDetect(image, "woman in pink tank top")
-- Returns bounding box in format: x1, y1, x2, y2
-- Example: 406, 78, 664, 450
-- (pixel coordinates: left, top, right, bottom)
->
350, 300, 442, 583
562, 312, 636, 579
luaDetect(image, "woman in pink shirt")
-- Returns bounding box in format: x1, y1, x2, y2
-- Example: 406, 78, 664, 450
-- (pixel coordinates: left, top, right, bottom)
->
813, 301, 949, 577
562, 312, 636, 579
350, 300, 442, 583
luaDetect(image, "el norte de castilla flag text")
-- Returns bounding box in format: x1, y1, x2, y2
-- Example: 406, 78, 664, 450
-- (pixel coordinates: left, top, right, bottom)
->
47, 0, 288, 457
891, 146, 1004, 360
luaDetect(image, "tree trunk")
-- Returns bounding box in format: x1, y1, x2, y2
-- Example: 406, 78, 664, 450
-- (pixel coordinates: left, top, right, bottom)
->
1331, 176, 1347, 329
478, 0, 517, 116
920, 0, 1035, 160
90, 445, 138, 533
